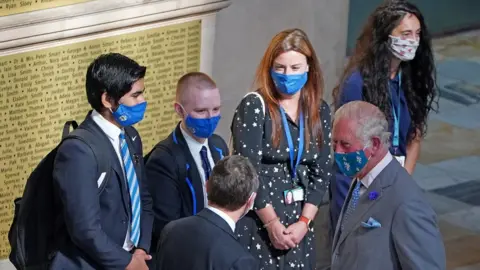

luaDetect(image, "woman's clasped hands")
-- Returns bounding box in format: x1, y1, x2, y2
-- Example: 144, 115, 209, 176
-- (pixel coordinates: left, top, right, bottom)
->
266, 219, 308, 250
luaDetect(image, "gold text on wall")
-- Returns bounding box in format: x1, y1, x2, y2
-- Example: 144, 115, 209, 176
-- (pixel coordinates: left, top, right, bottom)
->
0, 19, 202, 258
0, 0, 94, 16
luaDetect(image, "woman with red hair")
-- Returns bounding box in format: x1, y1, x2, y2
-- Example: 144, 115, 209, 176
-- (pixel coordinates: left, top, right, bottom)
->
230, 29, 333, 269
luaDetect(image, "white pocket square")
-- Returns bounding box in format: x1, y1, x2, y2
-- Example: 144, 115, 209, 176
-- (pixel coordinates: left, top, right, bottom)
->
361, 217, 381, 228
97, 172, 107, 188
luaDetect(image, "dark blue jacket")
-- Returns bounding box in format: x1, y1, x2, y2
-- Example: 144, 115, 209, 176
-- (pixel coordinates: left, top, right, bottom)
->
156, 208, 258, 270
51, 112, 153, 269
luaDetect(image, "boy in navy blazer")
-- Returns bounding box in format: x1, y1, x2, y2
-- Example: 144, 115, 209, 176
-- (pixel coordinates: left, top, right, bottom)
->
145, 72, 228, 255
52, 53, 153, 270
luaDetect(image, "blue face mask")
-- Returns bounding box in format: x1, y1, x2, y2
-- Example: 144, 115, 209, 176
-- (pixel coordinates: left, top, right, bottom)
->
334, 149, 369, 177
184, 113, 221, 139
270, 70, 308, 95
112, 101, 147, 127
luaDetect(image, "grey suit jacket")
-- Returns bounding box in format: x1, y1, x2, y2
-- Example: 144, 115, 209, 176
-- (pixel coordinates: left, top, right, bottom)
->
324, 158, 446, 270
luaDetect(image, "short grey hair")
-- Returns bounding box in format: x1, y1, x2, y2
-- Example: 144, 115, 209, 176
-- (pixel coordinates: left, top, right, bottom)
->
334, 101, 391, 148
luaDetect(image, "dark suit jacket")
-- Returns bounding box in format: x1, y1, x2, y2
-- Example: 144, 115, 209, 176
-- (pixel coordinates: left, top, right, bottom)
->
156, 208, 258, 270
51, 112, 153, 270
145, 123, 228, 244
318, 156, 446, 270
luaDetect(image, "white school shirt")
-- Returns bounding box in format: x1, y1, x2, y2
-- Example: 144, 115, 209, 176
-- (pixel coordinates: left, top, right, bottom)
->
91, 110, 134, 251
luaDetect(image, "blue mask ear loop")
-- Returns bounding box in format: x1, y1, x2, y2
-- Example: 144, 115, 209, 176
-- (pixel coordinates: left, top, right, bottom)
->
178, 103, 193, 133
108, 100, 120, 115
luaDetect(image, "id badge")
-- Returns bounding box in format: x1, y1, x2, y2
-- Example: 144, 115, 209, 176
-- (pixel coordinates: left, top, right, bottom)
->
394, 155, 405, 167
283, 187, 304, 205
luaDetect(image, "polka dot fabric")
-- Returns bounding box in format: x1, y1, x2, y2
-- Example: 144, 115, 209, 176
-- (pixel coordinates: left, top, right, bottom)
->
230, 93, 333, 269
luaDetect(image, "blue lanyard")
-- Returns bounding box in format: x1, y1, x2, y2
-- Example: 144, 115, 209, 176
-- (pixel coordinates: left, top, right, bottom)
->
280, 108, 304, 179
390, 71, 402, 150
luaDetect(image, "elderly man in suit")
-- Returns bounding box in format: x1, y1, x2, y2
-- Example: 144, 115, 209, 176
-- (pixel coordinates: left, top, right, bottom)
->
320, 101, 445, 270
156, 155, 259, 270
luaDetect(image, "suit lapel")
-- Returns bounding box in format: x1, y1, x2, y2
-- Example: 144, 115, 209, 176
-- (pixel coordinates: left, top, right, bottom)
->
83, 113, 130, 213
335, 159, 399, 248
332, 178, 356, 252
174, 125, 205, 211
335, 179, 384, 248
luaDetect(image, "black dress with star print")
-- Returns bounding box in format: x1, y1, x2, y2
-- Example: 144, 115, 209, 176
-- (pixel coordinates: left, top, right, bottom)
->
231, 92, 333, 270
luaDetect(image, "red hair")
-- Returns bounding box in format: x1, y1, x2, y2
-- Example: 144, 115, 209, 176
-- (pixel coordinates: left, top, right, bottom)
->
254, 29, 325, 148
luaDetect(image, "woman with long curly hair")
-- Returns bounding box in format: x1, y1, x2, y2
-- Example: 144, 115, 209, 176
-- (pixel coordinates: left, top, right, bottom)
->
230, 29, 333, 269
330, 1, 437, 228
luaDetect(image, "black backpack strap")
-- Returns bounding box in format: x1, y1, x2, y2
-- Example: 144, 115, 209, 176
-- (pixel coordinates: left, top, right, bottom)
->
64, 129, 111, 193
62, 121, 78, 139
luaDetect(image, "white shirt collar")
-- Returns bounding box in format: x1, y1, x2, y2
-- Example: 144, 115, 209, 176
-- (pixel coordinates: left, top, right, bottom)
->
180, 123, 209, 153
360, 152, 393, 189
207, 206, 236, 232
91, 110, 122, 141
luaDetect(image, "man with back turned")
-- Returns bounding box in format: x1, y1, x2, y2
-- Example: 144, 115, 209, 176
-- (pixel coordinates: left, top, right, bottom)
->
156, 155, 259, 270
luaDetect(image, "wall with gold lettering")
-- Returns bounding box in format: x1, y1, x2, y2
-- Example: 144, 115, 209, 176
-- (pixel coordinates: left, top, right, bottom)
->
0, 1, 231, 266
0, 18, 201, 259
0, 0, 93, 16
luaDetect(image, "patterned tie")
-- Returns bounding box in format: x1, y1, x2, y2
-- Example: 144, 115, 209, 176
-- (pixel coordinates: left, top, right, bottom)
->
341, 180, 361, 231
200, 146, 212, 181
119, 132, 141, 246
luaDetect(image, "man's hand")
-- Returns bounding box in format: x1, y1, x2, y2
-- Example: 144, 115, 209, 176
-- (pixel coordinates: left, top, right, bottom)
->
285, 221, 308, 245
133, 249, 152, 260
125, 249, 151, 270
266, 220, 296, 250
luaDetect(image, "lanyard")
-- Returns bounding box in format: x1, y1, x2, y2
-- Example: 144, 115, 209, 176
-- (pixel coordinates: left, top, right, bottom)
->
280, 107, 304, 179
390, 71, 402, 150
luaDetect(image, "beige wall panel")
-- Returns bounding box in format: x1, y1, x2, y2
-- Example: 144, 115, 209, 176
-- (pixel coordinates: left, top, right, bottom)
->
0, 0, 93, 16
0, 19, 202, 258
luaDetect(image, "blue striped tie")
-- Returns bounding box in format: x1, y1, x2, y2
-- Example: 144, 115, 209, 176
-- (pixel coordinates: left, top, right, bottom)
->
119, 132, 141, 246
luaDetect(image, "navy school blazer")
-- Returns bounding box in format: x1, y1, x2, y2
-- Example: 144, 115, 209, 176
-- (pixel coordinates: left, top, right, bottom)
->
52, 112, 153, 270
144, 123, 229, 246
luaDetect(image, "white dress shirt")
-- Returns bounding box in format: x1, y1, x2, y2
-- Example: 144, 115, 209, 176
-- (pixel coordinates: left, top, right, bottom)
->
91, 110, 133, 251
359, 152, 393, 196
207, 206, 236, 232
180, 124, 215, 207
